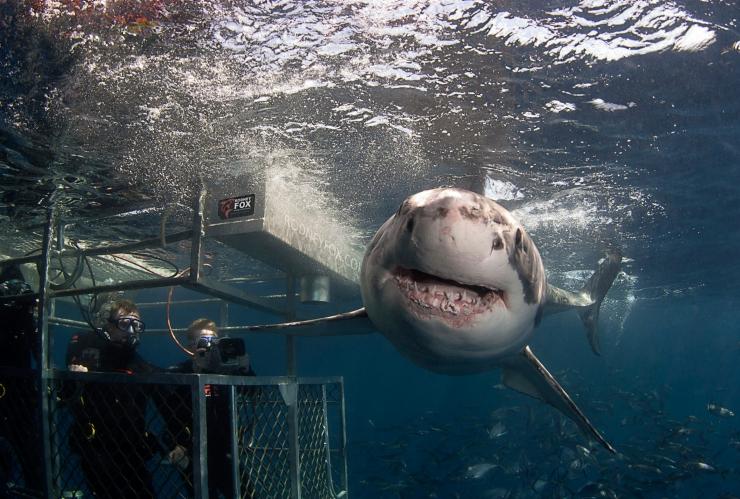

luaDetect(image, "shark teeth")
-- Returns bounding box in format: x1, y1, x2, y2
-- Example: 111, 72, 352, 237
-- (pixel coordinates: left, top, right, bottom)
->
393, 267, 505, 315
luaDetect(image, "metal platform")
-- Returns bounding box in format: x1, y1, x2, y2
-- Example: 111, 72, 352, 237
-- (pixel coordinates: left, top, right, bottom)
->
205, 172, 363, 299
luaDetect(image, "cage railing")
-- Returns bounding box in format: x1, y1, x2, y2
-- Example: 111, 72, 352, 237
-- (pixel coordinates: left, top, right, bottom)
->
0, 367, 347, 499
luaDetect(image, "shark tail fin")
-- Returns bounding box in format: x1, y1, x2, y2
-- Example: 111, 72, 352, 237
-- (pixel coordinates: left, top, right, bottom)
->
578, 250, 622, 355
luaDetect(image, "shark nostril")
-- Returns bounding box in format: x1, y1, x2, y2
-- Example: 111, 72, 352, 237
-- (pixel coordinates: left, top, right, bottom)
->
406, 218, 415, 233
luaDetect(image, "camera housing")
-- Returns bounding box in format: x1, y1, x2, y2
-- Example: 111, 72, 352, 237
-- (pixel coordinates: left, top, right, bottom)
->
194, 337, 250, 374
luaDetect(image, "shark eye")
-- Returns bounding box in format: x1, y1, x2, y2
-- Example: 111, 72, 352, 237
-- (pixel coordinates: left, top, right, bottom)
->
396, 201, 409, 216
515, 228, 528, 253
406, 218, 415, 233
491, 236, 503, 251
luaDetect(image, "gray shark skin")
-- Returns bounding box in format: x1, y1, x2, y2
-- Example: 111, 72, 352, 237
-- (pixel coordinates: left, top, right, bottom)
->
360, 188, 548, 374
244, 188, 622, 452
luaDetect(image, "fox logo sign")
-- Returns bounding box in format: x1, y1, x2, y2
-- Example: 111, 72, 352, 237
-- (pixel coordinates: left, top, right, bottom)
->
218, 194, 256, 220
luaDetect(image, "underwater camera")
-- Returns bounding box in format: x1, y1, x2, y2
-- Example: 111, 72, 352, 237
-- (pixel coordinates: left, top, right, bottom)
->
193, 336, 250, 374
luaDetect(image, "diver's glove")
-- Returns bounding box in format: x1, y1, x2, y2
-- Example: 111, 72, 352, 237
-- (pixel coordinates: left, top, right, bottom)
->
167, 444, 190, 471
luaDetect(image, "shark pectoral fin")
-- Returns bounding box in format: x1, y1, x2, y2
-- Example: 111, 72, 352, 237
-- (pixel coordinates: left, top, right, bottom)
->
501, 346, 616, 453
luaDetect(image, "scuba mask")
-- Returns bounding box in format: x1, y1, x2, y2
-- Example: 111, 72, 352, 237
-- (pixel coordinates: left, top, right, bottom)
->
97, 316, 144, 349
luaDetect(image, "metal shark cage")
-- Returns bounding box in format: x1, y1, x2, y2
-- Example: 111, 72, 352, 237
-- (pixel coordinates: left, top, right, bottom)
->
0, 181, 369, 498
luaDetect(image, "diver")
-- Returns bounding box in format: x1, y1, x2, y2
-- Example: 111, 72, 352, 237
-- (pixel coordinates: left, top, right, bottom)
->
65, 297, 170, 499
0, 264, 42, 494
164, 318, 257, 499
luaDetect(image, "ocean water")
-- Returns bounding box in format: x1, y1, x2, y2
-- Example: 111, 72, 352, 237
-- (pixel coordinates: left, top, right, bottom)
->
2, 1, 740, 497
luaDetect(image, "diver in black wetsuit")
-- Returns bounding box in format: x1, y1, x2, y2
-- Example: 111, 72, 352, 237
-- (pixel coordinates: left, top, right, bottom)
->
0, 264, 42, 495
65, 297, 163, 499
165, 318, 257, 499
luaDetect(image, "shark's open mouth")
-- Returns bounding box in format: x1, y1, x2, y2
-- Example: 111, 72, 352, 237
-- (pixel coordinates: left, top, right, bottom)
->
393, 267, 505, 317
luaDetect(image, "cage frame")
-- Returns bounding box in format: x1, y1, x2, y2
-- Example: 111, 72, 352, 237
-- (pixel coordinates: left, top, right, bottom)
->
0, 188, 356, 498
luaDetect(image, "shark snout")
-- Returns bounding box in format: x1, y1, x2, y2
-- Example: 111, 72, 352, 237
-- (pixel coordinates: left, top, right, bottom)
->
427, 196, 485, 223
396, 189, 516, 273
401, 203, 498, 264
405, 206, 465, 247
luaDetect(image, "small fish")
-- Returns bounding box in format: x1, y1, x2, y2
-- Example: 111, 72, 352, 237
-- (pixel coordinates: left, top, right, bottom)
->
466, 462, 498, 479
577, 482, 618, 499
377, 479, 411, 491
532, 478, 548, 493
687, 461, 716, 472
654, 455, 677, 465
721, 41, 740, 54
707, 403, 735, 418
488, 421, 508, 439
576, 444, 591, 457
627, 463, 662, 475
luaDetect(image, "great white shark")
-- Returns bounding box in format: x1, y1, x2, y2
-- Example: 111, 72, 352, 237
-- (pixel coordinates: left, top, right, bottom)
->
246, 187, 622, 452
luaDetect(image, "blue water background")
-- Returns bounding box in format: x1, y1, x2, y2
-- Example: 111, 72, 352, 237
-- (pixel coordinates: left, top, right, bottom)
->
2, 0, 740, 496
